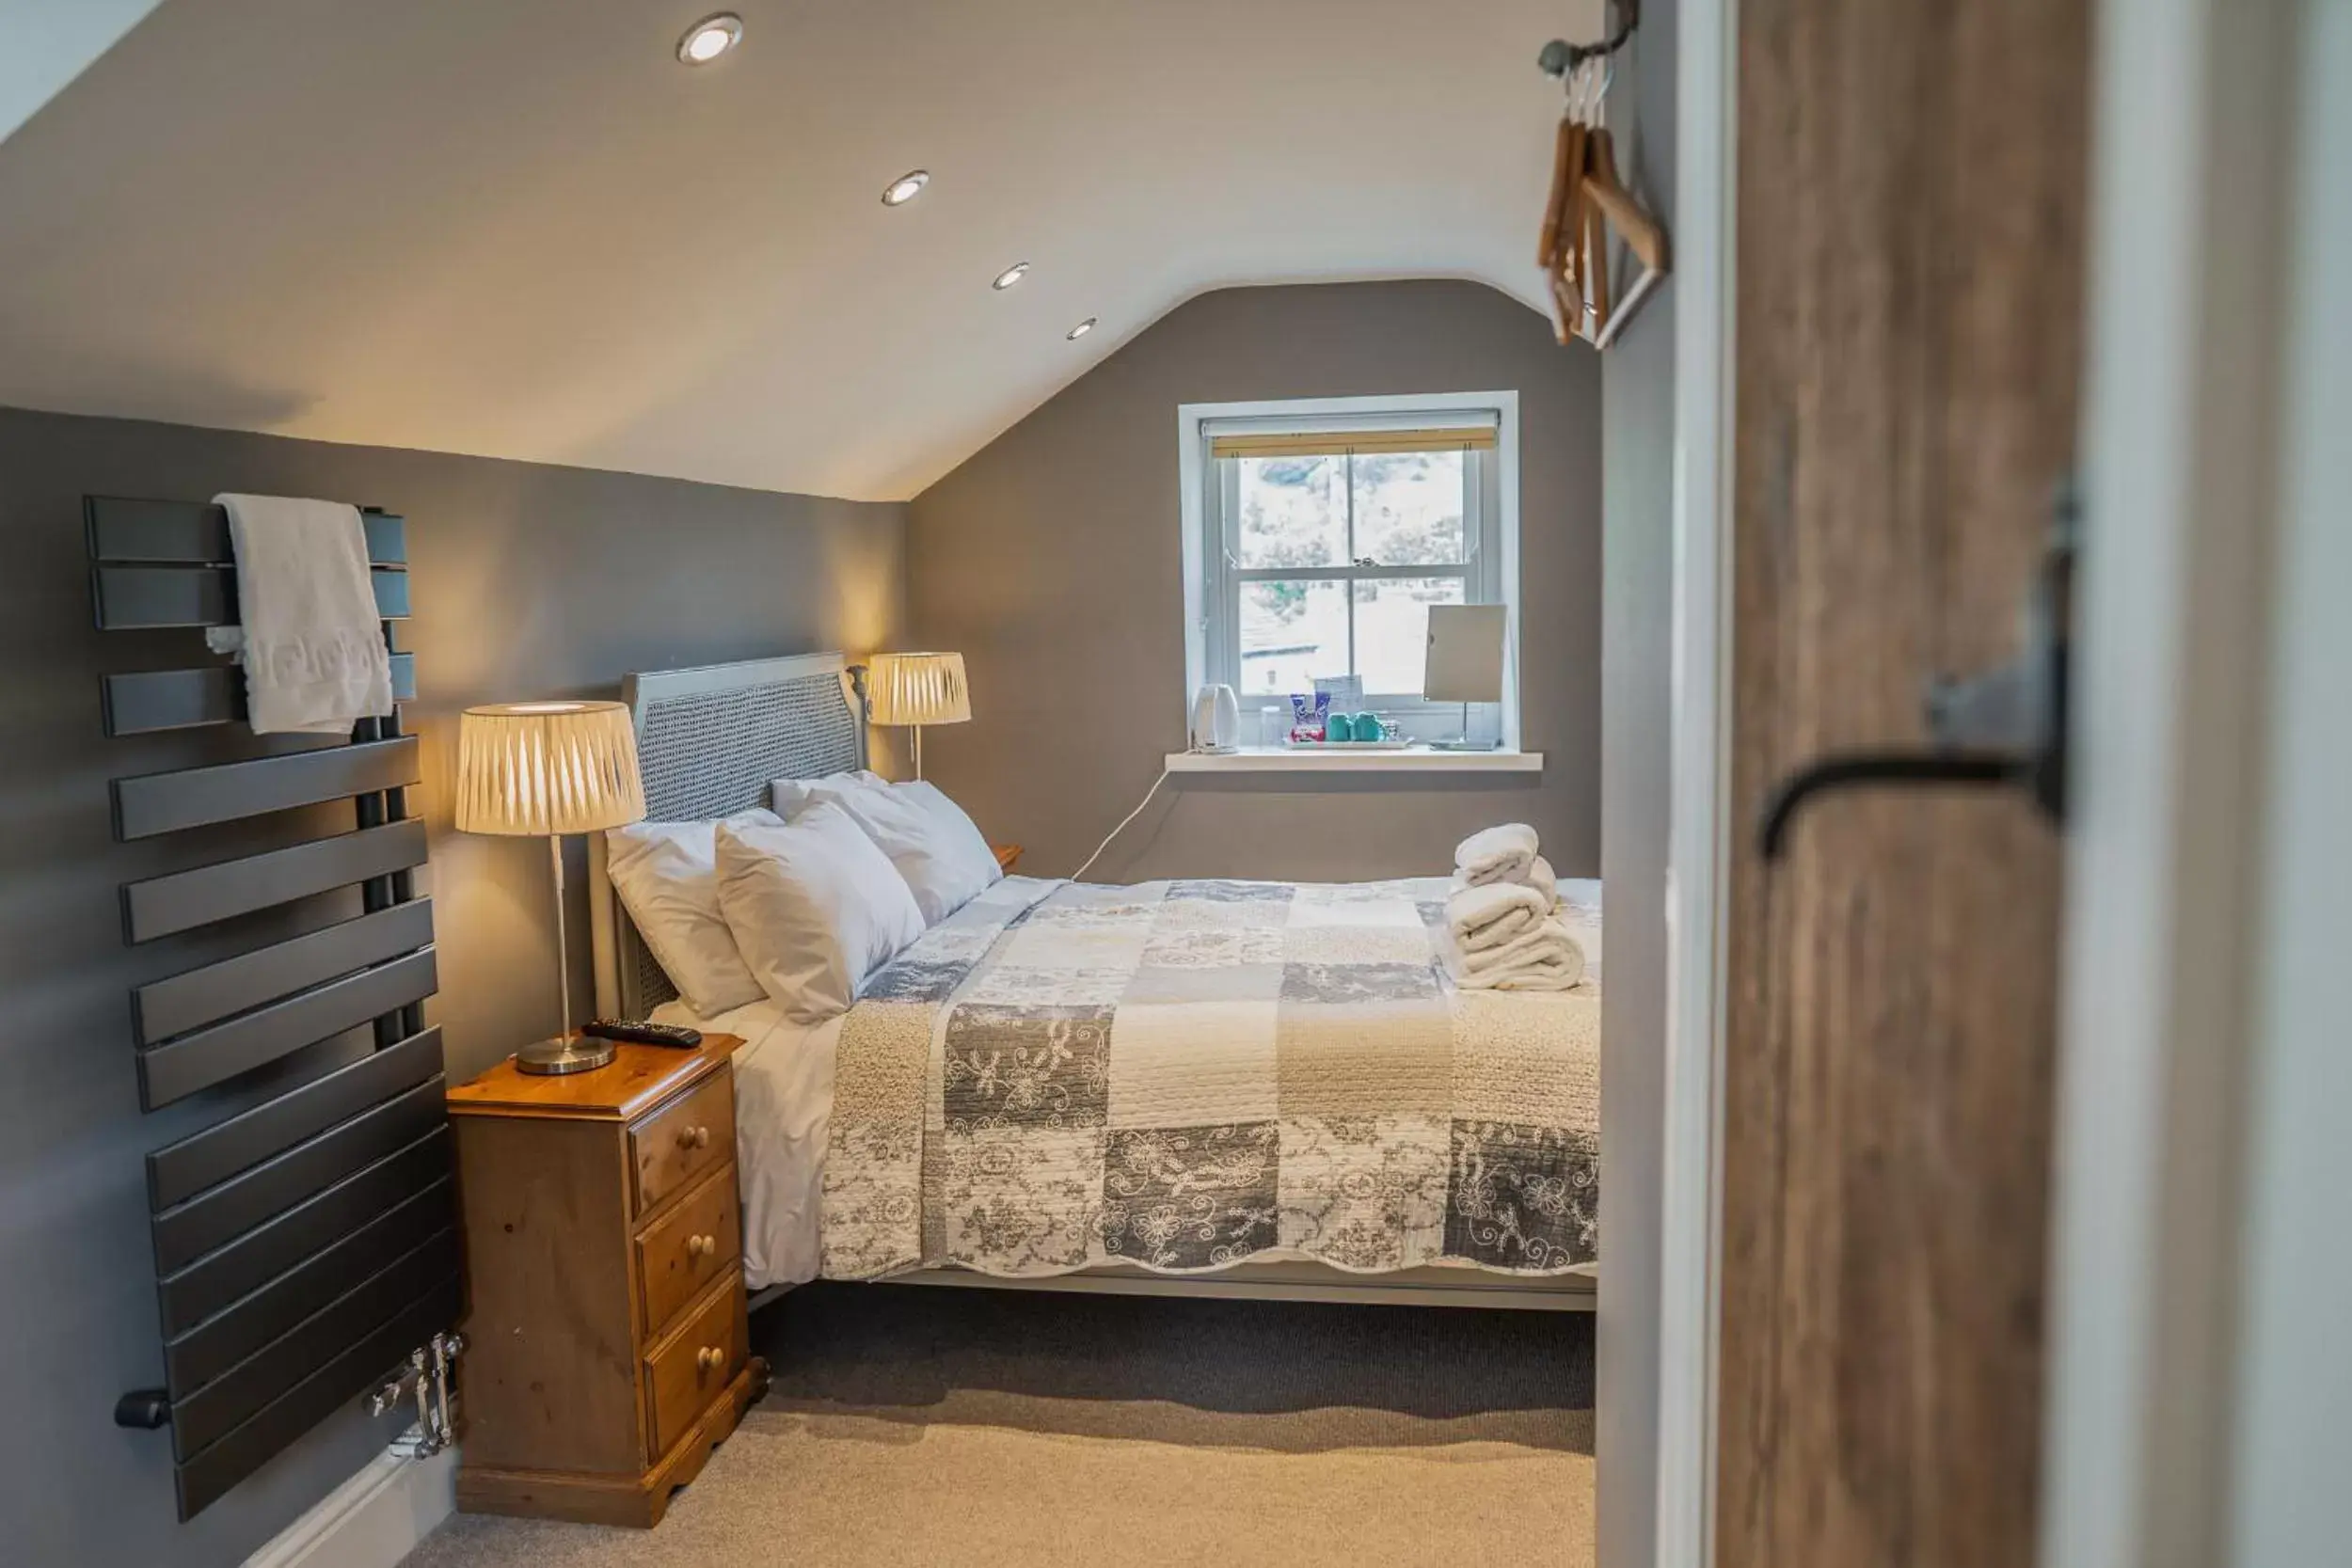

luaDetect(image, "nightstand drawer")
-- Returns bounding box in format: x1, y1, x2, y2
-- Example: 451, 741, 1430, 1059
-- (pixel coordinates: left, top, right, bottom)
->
644, 1271, 745, 1462
634, 1163, 739, 1336
629, 1071, 734, 1218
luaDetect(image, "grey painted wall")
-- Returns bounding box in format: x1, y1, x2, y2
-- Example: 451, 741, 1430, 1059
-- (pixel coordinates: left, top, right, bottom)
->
0, 404, 903, 1565
1596, 8, 1677, 1568
905, 280, 1602, 882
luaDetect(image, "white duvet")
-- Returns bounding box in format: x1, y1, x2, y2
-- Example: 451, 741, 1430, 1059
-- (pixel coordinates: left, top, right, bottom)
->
651, 995, 839, 1291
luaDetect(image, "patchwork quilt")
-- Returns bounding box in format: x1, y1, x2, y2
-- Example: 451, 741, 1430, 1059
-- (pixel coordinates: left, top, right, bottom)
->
821, 875, 1601, 1280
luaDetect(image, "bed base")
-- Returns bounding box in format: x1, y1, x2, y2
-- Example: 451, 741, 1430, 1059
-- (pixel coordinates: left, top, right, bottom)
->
753, 1260, 1597, 1315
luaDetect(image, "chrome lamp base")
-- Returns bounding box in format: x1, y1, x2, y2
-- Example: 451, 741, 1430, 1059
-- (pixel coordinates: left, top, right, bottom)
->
513, 833, 613, 1076
515, 1036, 615, 1077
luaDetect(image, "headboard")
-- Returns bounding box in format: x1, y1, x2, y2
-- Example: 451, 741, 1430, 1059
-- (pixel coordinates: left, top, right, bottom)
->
586, 652, 866, 1020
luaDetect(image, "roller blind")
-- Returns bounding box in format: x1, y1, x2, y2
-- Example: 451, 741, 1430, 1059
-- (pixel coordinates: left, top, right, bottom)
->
1208, 426, 1499, 460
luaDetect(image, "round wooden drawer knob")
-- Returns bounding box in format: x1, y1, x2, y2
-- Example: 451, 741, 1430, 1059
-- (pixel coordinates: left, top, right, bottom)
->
697, 1346, 724, 1372
686, 1234, 715, 1259
676, 1125, 712, 1150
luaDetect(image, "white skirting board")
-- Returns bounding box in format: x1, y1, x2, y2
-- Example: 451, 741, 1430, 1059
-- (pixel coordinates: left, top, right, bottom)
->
243, 1446, 455, 1568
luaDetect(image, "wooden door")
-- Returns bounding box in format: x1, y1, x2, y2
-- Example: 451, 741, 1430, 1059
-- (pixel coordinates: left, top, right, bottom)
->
1716, 2, 2090, 1565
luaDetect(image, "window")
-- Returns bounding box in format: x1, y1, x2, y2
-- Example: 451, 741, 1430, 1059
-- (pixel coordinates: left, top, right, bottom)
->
1180, 393, 1518, 749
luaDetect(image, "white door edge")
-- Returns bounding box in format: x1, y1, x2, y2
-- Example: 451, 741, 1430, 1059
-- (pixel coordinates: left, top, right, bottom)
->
2041, 2, 2312, 1567
1653, 0, 1738, 1561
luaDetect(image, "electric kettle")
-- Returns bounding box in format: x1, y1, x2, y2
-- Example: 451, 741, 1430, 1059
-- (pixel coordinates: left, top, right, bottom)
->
1190, 684, 1240, 752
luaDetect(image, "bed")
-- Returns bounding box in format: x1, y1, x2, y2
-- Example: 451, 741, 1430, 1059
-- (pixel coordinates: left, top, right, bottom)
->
586, 652, 1600, 1311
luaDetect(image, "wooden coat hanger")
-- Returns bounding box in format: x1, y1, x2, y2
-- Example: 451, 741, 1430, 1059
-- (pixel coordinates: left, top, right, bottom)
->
1534, 39, 1672, 351
1581, 124, 1670, 349
1539, 114, 1589, 344
1581, 135, 1613, 340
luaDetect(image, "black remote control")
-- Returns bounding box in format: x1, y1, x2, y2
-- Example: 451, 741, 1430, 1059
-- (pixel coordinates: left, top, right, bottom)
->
581, 1019, 704, 1048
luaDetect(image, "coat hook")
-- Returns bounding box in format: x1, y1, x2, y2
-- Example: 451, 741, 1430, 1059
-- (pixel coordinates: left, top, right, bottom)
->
1538, 0, 1641, 81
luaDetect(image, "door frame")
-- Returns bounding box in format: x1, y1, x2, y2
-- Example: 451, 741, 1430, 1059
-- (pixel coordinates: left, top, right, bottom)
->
1649, 2, 2315, 1565
1650, 0, 1736, 1561
2037, 2, 2309, 1566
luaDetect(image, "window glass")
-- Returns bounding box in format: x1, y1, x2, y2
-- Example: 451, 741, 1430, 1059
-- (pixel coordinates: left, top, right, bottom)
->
1236, 455, 1345, 569
1352, 450, 1467, 566
1238, 578, 1348, 697
1353, 576, 1466, 694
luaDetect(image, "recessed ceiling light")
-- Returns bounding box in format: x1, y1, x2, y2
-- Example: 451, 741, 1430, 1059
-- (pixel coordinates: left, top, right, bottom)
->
1066, 317, 1098, 341
991, 262, 1030, 291
881, 170, 930, 207
675, 13, 742, 65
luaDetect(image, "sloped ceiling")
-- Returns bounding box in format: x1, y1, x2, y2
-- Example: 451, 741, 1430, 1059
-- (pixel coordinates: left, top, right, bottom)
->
0, 0, 1597, 501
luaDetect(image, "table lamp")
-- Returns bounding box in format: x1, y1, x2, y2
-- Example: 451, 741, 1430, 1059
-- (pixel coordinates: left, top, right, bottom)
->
1423, 604, 1507, 751
866, 651, 970, 780
455, 700, 646, 1074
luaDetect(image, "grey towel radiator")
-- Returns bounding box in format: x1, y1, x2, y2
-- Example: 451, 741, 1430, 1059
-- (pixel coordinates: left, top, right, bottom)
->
89, 497, 458, 1521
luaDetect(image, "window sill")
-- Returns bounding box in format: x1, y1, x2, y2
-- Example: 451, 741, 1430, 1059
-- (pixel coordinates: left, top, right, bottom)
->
1164, 747, 1543, 774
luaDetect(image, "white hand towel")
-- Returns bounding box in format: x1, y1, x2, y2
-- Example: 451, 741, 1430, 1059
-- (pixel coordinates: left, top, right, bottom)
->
1446, 881, 1552, 953
209, 495, 393, 736
1454, 822, 1539, 887
1462, 903, 1544, 953
1458, 918, 1582, 977
1448, 917, 1587, 991
1449, 852, 1561, 905
1478, 955, 1585, 992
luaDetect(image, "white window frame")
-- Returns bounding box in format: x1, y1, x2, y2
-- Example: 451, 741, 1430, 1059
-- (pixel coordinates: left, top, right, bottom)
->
1177, 390, 1522, 750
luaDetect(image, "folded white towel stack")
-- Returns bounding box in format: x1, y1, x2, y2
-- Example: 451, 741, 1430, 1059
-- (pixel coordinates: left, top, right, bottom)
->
1444, 824, 1586, 990
207, 494, 394, 736
1454, 822, 1539, 887
1454, 851, 1559, 905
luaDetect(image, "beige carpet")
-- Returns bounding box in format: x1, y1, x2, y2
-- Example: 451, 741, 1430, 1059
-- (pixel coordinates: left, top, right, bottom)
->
405, 1287, 1596, 1568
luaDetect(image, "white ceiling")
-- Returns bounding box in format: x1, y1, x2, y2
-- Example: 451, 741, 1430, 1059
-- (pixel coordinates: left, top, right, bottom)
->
0, 0, 1595, 501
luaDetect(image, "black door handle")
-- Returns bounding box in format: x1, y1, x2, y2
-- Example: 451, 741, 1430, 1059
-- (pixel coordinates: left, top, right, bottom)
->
1757, 751, 2023, 859
1756, 483, 2076, 861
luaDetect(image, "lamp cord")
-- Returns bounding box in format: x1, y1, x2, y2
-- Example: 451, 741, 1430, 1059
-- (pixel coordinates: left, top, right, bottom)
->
1068, 768, 1171, 882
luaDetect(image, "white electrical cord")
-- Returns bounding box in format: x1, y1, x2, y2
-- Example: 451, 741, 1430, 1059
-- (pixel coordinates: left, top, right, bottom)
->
1068, 768, 1172, 882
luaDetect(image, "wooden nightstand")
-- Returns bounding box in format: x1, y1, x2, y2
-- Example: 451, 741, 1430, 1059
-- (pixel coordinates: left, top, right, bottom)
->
446, 1035, 767, 1527
993, 843, 1022, 873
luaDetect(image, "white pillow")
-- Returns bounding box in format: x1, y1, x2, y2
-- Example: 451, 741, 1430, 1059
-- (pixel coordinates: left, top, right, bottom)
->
770, 768, 886, 817
715, 802, 926, 1023
787, 776, 1002, 925
603, 810, 778, 1018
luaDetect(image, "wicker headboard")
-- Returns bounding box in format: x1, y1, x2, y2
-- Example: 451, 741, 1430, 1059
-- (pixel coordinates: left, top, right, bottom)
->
587, 652, 866, 1020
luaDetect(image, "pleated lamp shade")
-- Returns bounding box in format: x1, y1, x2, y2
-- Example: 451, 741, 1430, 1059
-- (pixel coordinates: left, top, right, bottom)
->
866, 652, 972, 726
454, 700, 646, 836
